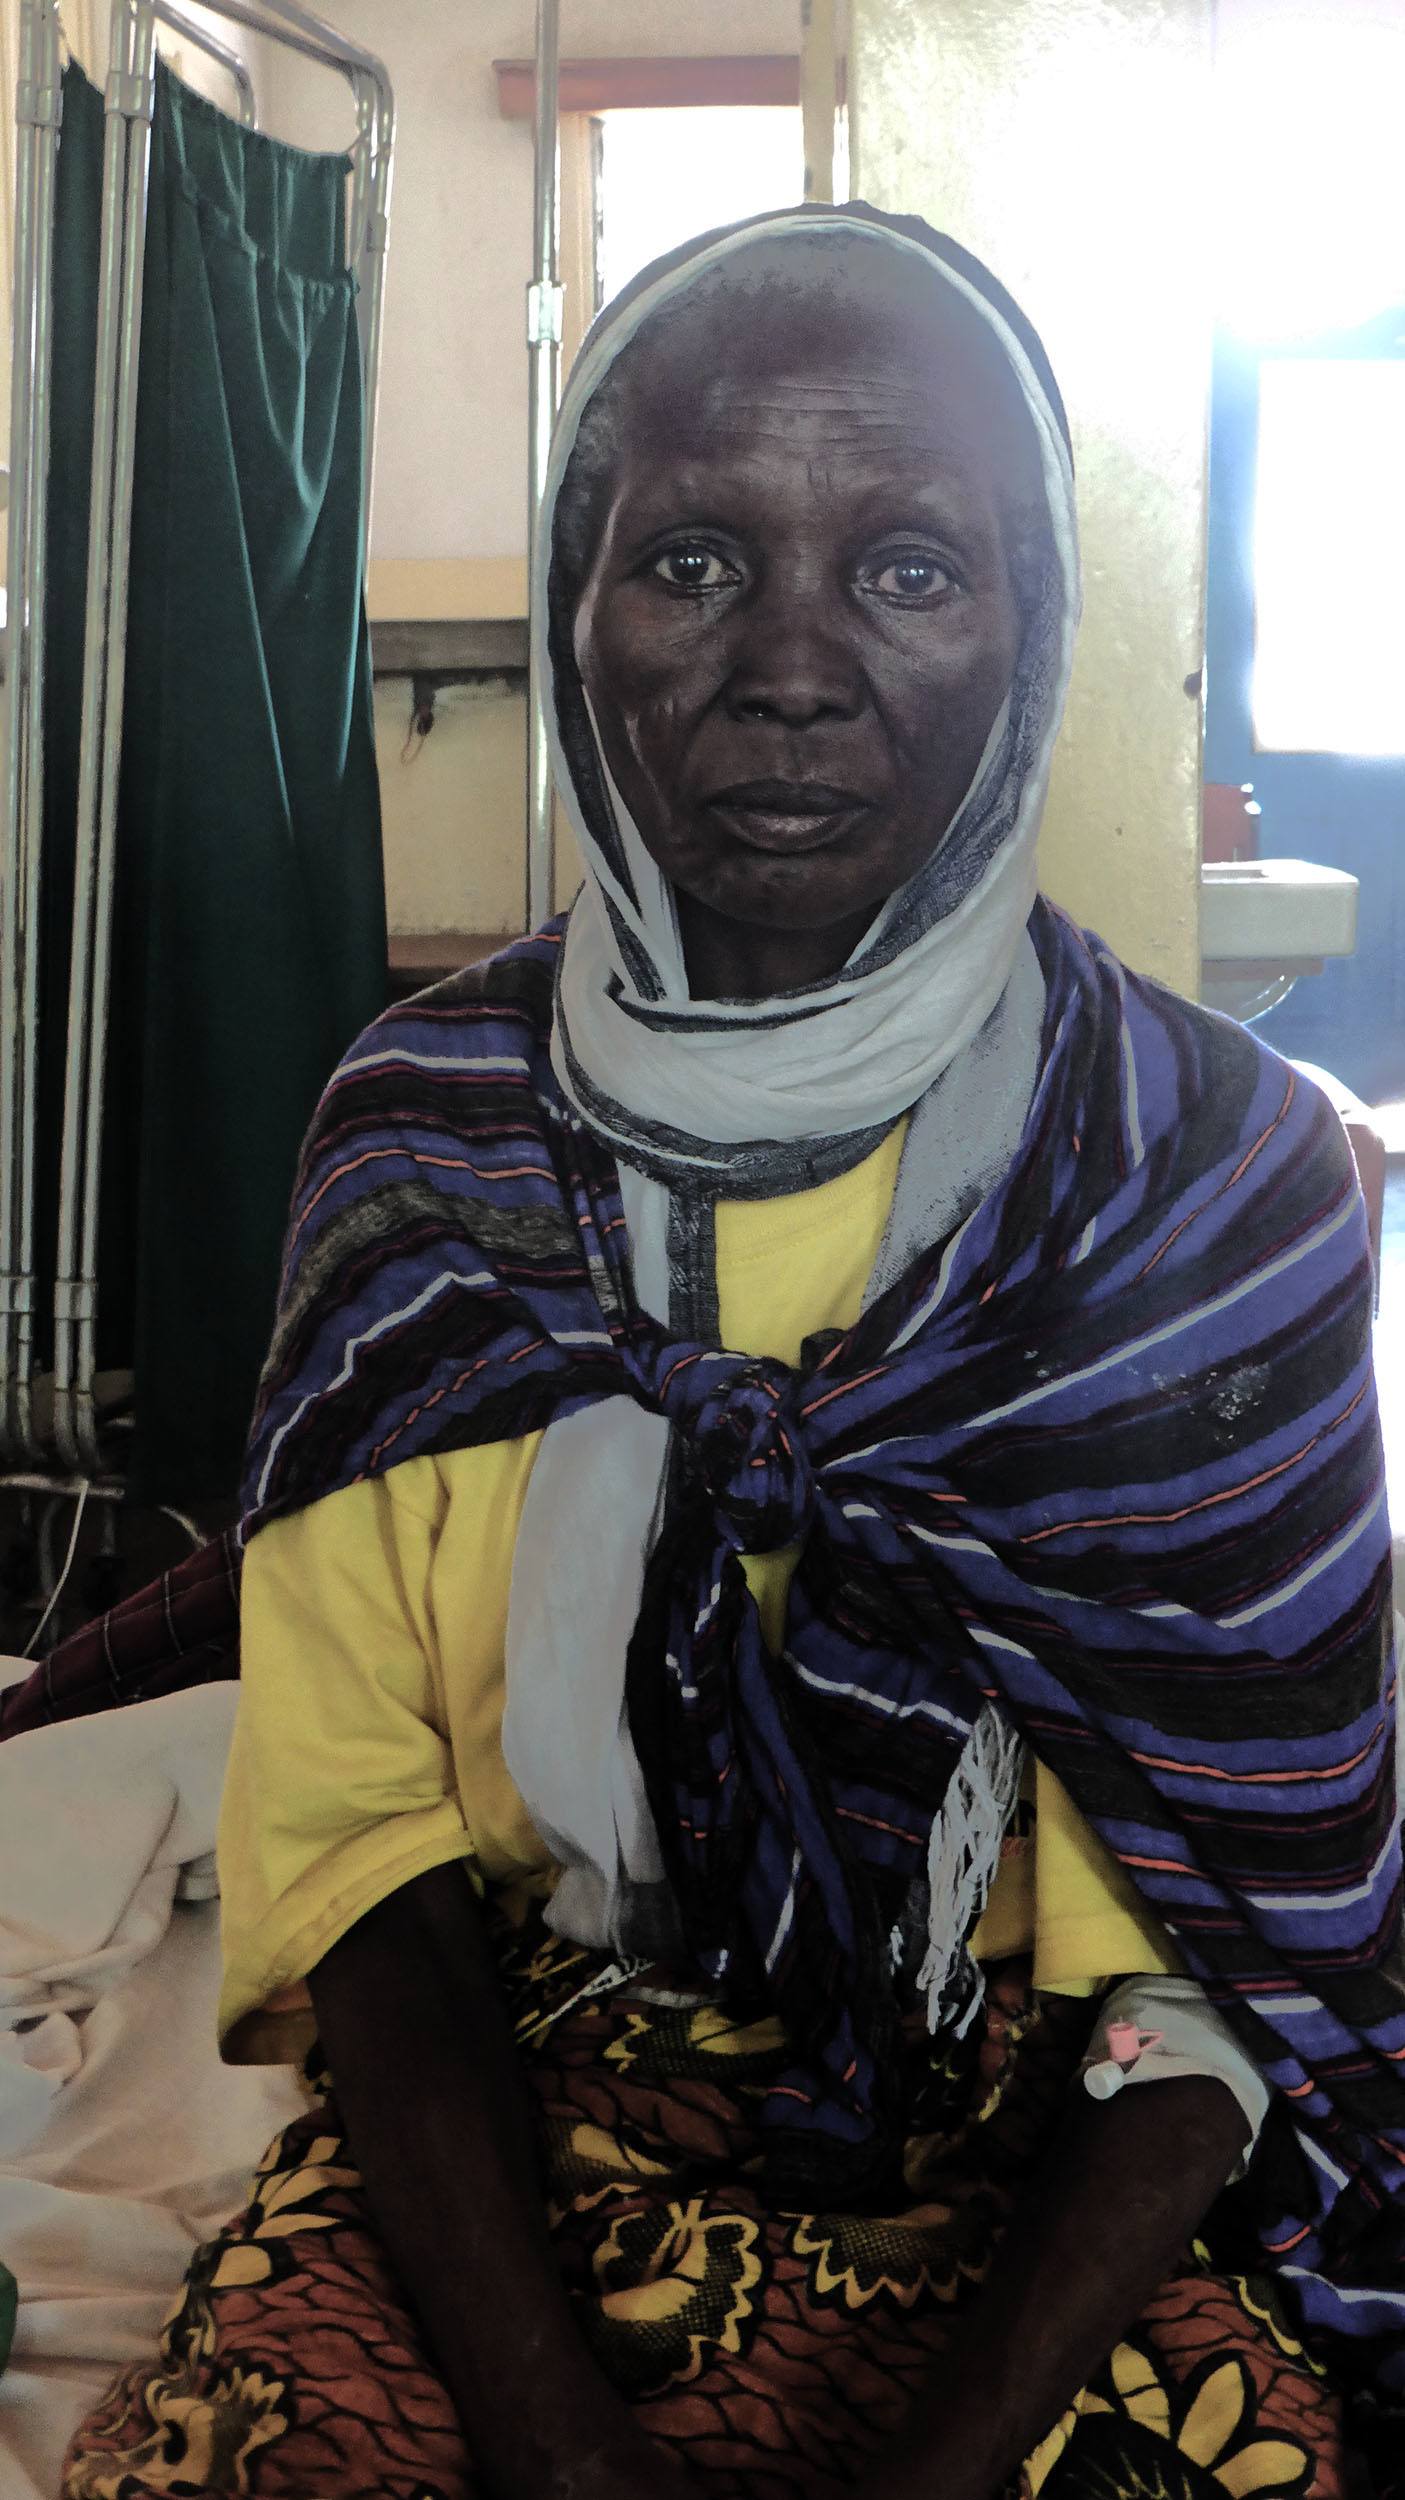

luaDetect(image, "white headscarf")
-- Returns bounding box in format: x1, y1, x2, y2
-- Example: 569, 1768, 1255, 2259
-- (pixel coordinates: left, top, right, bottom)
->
540, 209, 1080, 1161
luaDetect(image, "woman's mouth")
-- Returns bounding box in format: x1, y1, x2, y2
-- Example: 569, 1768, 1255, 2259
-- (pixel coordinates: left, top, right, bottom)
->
704, 780, 872, 855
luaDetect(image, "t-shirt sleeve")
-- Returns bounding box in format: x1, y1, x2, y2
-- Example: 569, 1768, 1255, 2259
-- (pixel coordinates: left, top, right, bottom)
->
217, 1459, 481, 2065
1029, 1756, 1184, 1994
972, 1757, 1183, 1995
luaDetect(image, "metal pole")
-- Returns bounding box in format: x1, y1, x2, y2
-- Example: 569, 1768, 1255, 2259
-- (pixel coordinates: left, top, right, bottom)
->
352, 68, 393, 551
184, 0, 393, 105
347, 75, 370, 303
52, 0, 155, 1473
154, 1, 257, 127
13, 0, 61, 1456
71, 0, 158, 1474
801, 0, 839, 205
525, 0, 561, 934
0, 0, 45, 1454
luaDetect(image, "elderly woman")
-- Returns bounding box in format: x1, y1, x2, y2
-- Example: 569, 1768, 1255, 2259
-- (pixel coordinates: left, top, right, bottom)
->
59, 207, 1402, 2500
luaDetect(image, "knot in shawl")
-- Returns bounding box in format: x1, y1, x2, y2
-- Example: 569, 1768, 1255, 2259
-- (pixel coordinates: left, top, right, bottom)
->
646, 1351, 815, 1553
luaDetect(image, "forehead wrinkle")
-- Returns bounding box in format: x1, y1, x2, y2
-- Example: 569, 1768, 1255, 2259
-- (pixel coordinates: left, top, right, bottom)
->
685, 414, 978, 456
643, 374, 1016, 467
639, 413, 1012, 484
685, 384, 978, 449
693, 374, 935, 419
616, 434, 1006, 518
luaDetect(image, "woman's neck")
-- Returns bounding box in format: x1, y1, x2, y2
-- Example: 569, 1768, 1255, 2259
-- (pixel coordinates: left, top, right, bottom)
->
677, 893, 877, 1003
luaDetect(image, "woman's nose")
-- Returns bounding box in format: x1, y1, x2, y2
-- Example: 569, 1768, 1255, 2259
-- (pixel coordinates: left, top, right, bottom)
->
724, 571, 865, 726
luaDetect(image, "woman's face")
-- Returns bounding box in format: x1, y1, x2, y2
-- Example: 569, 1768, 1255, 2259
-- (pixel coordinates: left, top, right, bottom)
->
572, 258, 1041, 1001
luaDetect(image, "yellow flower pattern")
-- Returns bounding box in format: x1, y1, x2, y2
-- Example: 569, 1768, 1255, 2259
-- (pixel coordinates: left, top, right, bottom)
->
1024, 2341, 1312, 2500
586, 2197, 764, 2394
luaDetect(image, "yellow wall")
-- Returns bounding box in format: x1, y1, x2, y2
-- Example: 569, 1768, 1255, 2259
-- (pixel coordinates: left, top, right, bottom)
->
851, 0, 1213, 996
374, 678, 527, 936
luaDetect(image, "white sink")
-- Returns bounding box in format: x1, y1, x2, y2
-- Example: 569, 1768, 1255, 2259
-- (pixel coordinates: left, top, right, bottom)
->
1200, 858, 1359, 1023
1201, 858, 1359, 962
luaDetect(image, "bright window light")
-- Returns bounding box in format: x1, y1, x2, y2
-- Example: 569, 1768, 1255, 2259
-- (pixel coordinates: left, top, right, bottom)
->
1253, 358, 1405, 754
1213, 4, 1405, 341
596, 107, 805, 312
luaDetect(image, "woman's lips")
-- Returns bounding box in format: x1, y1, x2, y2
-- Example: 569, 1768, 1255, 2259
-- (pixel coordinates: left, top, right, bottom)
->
704, 781, 872, 856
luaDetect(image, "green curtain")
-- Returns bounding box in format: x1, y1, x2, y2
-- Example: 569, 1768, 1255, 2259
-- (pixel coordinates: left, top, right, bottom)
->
42, 61, 387, 1502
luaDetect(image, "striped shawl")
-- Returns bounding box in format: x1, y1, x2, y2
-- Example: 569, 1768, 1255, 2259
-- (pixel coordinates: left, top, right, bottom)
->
11, 895, 1403, 2391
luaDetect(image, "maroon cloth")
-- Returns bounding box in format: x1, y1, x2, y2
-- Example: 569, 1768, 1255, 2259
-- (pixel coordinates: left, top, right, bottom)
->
0, 1528, 240, 1738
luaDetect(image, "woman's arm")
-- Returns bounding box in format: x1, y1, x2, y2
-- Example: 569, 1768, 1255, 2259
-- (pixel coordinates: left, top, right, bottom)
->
306, 1861, 693, 2500
857, 2070, 1250, 2500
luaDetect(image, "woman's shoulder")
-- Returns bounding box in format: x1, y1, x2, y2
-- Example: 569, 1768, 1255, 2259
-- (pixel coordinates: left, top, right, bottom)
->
286, 921, 573, 1222
243, 920, 613, 1535
338, 922, 567, 1088
1035, 899, 1355, 1187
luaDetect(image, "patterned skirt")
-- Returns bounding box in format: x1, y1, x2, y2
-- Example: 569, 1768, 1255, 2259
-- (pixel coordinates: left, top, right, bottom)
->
61, 1921, 1346, 2500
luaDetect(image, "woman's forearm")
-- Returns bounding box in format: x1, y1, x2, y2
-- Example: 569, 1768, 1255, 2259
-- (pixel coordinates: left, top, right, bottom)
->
306, 1862, 670, 2499
308, 1874, 1248, 2500
867, 2071, 1251, 2500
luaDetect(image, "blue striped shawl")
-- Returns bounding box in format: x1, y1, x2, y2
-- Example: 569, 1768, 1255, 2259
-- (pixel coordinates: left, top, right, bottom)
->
244, 896, 1404, 2383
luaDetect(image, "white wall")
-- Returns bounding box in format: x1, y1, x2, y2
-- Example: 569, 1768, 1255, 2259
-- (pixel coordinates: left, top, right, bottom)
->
260, 0, 796, 565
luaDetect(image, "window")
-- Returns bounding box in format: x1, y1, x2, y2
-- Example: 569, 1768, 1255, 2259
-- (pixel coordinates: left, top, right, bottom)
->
594, 106, 805, 311
1252, 356, 1405, 755
1213, 5, 1405, 345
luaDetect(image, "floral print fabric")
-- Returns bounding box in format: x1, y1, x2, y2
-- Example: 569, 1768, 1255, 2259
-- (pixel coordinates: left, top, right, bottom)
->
62, 1927, 1350, 2499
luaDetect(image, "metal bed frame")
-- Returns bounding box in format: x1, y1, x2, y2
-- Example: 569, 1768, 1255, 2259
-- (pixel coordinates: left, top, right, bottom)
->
0, 0, 393, 1509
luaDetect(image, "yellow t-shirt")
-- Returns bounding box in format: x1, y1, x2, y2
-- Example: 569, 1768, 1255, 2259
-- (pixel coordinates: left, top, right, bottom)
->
219, 1125, 1178, 2062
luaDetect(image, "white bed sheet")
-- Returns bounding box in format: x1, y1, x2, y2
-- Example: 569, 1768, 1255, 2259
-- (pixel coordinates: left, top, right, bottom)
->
0, 1668, 303, 2500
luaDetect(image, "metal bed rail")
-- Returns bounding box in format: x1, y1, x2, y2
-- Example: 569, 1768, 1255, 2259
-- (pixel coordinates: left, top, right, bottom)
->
0, 0, 394, 1489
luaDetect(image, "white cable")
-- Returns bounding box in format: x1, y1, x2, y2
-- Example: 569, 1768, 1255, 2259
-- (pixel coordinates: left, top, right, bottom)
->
22, 1479, 91, 1657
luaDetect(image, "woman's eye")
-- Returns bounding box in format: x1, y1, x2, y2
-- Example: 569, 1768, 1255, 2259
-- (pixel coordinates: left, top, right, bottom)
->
866, 552, 957, 601
652, 545, 737, 593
